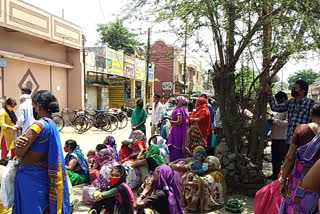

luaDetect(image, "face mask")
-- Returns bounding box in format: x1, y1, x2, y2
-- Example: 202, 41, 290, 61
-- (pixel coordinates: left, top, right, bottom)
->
109, 176, 120, 186
137, 104, 143, 108
168, 103, 175, 108
7, 106, 14, 111
291, 89, 299, 97
202, 163, 208, 172
95, 151, 99, 156
63, 147, 68, 153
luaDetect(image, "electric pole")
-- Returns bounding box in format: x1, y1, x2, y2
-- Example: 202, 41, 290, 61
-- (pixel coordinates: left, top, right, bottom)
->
145, 27, 151, 107
183, 23, 187, 94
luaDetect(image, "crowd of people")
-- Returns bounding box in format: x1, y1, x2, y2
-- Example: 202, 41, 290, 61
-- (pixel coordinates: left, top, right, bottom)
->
0, 89, 226, 214
1, 78, 320, 214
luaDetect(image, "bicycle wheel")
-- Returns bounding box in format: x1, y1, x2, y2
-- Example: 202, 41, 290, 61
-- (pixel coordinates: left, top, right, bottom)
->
73, 115, 89, 134
117, 112, 129, 129
96, 113, 110, 130
105, 114, 118, 132
53, 114, 64, 131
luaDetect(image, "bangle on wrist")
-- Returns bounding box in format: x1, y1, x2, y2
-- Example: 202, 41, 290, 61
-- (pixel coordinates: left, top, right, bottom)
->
139, 193, 145, 200
278, 177, 285, 184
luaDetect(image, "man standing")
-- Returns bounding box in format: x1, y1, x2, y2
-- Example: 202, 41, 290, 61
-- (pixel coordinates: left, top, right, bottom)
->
16, 94, 35, 133
265, 79, 314, 151
268, 91, 288, 180
150, 94, 164, 136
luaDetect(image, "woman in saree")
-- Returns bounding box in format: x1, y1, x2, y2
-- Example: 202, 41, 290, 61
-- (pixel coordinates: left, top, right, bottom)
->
132, 143, 165, 173
277, 102, 320, 213
64, 139, 89, 186
104, 135, 119, 162
131, 99, 148, 135
119, 130, 147, 188
134, 164, 183, 214
187, 97, 211, 154
180, 156, 226, 212
167, 96, 188, 162
89, 165, 134, 214
0, 97, 17, 159
14, 90, 70, 214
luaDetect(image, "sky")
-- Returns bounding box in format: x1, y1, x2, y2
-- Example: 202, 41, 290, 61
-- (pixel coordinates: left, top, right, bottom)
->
24, 0, 320, 82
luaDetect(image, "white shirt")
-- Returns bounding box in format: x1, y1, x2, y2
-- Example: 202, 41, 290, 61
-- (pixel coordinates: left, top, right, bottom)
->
151, 102, 164, 125
16, 98, 35, 133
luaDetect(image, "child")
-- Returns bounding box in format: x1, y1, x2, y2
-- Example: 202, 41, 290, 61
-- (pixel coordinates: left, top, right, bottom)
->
89, 165, 134, 214
89, 144, 107, 183
87, 149, 96, 169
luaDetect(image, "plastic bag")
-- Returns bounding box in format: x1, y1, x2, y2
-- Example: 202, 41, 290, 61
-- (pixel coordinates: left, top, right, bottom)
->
0, 160, 19, 209
211, 133, 217, 148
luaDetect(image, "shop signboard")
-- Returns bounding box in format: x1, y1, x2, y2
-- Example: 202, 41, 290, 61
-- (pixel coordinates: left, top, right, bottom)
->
135, 58, 145, 81
148, 65, 154, 79
123, 56, 135, 79
106, 48, 123, 76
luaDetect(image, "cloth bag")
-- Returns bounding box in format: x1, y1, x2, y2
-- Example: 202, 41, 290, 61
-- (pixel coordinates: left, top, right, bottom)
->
0, 160, 19, 209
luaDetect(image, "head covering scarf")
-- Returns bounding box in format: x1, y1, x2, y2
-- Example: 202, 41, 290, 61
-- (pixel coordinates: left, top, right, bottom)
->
132, 130, 147, 144
189, 97, 211, 144
109, 165, 134, 214
175, 96, 188, 116
65, 146, 89, 175
157, 138, 169, 155
104, 136, 119, 162
146, 144, 165, 166
206, 156, 221, 170
95, 147, 118, 189
187, 146, 208, 176
154, 165, 183, 214
5, 106, 17, 124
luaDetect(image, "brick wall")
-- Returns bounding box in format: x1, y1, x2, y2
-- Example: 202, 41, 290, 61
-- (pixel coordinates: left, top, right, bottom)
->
151, 41, 174, 98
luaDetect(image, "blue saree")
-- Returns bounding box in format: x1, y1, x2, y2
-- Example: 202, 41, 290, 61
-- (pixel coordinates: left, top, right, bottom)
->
13, 118, 70, 214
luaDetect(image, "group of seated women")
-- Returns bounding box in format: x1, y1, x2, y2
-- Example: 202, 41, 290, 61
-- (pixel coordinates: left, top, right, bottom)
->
63, 129, 226, 214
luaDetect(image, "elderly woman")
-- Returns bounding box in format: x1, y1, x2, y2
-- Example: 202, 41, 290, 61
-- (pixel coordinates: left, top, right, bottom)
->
134, 164, 183, 214
119, 130, 147, 188
180, 156, 226, 212
64, 139, 89, 186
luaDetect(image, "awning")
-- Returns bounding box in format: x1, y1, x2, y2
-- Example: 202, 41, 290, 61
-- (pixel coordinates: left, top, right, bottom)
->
0, 49, 73, 69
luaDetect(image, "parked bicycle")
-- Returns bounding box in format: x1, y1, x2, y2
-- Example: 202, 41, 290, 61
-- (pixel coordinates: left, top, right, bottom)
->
83, 109, 110, 132
110, 108, 129, 129
52, 109, 88, 134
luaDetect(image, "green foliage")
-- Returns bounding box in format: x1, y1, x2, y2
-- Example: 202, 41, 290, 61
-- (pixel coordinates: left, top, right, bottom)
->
235, 66, 259, 97
288, 69, 320, 89
272, 81, 289, 94
97, 19, 142, 55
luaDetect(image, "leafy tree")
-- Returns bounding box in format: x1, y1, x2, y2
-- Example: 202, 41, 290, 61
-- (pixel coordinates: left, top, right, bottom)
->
288, 69, 320, 89
235, 66, 259, 97
97, 19, 142, 55
129, 0, 320, 168
272, 82, 289, 94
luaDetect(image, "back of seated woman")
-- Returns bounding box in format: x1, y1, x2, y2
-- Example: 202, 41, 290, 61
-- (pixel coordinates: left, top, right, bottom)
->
64, 139, 89, 186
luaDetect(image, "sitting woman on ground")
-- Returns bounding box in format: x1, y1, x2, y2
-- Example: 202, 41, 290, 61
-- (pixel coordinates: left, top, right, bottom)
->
89, 165, 134, 214
132, 143, 165, 173
134, 164, 183, 214
89, 144, 107, 182
64, 139, 89, 186
180, 156, 226, 212
119, 130, 147, 188
103, 135, 119, 162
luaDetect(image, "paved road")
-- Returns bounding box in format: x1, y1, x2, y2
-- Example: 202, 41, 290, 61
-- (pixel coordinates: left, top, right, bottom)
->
60, 117, 255, 214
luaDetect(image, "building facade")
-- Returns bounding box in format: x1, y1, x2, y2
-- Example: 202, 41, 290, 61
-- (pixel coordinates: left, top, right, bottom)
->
0, 0, 83, 109
151, 40, 203, 99
85, 46, 154, 110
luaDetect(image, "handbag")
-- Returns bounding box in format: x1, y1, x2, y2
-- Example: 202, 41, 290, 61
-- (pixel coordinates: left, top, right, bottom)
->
0, 160, 19, 209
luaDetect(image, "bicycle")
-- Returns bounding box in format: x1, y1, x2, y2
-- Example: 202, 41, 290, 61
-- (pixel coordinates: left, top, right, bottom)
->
83, 109, 111, 132
110, 108, 129, 129
52, 109, 89, 134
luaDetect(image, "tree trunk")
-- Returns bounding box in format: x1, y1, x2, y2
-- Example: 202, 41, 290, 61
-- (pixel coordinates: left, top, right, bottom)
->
248, 1, 272, 169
